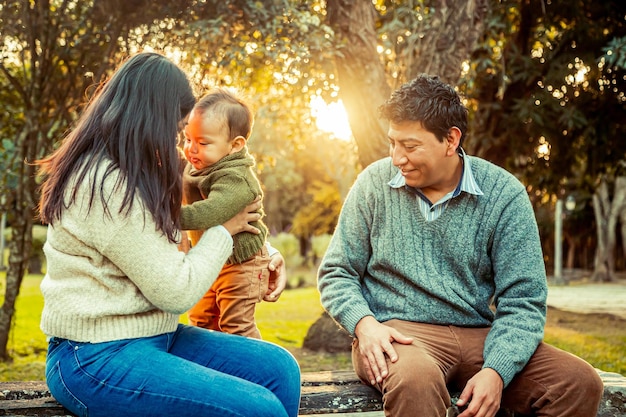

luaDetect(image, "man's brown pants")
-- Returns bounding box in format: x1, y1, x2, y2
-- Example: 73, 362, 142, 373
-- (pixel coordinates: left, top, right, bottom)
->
353, 319, 603, 416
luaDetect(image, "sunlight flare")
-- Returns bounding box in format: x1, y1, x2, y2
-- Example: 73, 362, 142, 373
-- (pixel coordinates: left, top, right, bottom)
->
310, 96, 353, 141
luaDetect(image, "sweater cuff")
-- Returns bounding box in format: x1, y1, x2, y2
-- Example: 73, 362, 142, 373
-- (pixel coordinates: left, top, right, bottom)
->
483, 352, 519, 387
215, 225, 233, 241
342, 305, 376, 336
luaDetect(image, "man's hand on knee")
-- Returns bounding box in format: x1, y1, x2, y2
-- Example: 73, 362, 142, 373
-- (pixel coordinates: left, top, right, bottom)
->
354, 316, 413, 385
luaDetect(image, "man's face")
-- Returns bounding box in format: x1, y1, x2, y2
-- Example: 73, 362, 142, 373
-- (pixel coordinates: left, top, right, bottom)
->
388, 120, 452, 190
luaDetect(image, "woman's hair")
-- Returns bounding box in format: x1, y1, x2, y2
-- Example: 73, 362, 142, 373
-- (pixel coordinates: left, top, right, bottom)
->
378, 74, 468, 146
194, 87, 254, 141
37, 52, 196, 242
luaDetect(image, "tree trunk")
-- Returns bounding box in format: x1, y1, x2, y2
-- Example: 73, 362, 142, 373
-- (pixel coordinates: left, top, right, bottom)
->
0, 128, 37, 360
404, 0, 490, 85
591, 177, 626, 282
326, 0, 391, 168
326, 0, 490, 169
592, 181, 611, 282
0, 215, 33, 361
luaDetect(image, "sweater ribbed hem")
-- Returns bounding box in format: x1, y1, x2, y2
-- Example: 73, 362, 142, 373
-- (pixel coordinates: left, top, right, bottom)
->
228, 233, 266, 264
40, 310, 179, 343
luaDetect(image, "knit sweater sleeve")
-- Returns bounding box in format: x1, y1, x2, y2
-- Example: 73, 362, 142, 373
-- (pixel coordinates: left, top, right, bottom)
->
180, 170, 258, 231
101, 212, 233, 314
84, 166, 233, 313
481, 178, 547, 386
318, 166, 377, 335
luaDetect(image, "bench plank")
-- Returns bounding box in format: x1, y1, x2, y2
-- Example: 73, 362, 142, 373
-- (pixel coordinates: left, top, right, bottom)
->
302, 413, 383, 417
1, 369, 624, 416
0, 397, 71, 416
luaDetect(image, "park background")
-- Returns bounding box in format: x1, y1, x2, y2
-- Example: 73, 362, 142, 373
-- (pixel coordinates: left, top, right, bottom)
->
1, 0, 625, 379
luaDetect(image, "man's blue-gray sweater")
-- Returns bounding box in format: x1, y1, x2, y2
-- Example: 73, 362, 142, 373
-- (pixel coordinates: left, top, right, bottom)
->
318, 156, 547, 387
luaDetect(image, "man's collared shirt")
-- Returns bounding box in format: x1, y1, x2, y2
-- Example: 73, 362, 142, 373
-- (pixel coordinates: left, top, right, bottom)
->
388, 148, 483, 221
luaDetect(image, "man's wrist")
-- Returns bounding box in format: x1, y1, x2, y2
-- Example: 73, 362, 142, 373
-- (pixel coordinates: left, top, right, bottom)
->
354, 315, 376, 338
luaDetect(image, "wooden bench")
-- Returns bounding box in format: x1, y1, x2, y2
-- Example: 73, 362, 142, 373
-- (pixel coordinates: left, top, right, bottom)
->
1, 369, 625, 416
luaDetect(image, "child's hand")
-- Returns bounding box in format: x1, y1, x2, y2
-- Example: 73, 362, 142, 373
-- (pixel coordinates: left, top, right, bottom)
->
264, 253, 287, 302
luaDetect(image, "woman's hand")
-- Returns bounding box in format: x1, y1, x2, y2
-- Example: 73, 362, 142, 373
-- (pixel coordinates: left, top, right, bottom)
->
222, 198, 262, 236
264, 252, 287, 302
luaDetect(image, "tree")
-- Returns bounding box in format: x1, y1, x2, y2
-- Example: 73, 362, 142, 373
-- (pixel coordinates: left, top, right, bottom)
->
460, 0, 626, 279
251, 95, 358, 236
591, 177, 626, 282
325, 0, 490, 167
324, 0, 391, 168
0, 0, 187, 360
0, 0, 102, 361
154, 0, 347, 235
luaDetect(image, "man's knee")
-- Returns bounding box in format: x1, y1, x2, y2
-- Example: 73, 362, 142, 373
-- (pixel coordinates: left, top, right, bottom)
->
385, 355, 447, 393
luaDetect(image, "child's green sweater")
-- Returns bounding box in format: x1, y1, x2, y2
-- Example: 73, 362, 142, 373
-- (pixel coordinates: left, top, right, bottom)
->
180, 148, 268, 264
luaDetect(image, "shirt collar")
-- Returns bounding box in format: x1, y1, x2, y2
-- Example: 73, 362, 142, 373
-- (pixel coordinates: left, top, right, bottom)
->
388, 147, 484, 197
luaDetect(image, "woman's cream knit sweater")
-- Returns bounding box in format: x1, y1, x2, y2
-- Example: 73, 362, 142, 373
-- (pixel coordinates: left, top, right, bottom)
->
40, 161, 233, 343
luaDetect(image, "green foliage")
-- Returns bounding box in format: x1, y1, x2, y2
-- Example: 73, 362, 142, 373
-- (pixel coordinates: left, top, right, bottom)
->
166, 1, 335, 99
461, 0, 626, 197
251, 99, 357, 235
0, 76, 22, 202
602, 36, 626, 69
311, 234, 333, 260
374, 0, 436, 87
147, 0, 356, 238
268, 233, 304, 269
291, 180, 341, 238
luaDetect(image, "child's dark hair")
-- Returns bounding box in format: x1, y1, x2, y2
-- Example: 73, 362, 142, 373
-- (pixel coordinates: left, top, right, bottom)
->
195, 88, 254, 141
37, 52, 196, 243
378, 75, 468, 146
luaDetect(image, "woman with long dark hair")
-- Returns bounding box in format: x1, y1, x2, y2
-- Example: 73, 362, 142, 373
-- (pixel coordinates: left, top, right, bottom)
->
37, 52, 301, 417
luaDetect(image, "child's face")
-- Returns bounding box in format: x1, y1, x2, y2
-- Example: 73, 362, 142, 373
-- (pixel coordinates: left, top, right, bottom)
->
183, 108, 235, 170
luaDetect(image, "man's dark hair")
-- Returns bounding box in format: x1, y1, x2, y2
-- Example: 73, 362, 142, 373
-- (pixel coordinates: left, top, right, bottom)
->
378, 75, 468, 146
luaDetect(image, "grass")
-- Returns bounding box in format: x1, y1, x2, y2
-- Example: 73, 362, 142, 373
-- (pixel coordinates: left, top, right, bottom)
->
0, 274, 48, 381
0, 272, 624, 381
543, 308, 626, 374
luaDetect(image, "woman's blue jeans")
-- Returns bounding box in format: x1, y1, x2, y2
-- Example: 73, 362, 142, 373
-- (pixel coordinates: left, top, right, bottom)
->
45, 324, 301, 417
